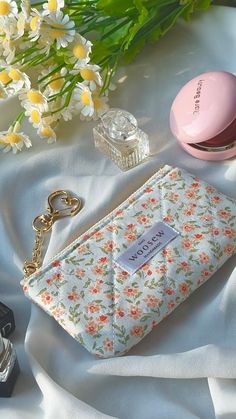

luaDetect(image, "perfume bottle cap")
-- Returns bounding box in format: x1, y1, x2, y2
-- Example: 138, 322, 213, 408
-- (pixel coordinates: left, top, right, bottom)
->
170, 71, 236, 160
101, 108, 138, 141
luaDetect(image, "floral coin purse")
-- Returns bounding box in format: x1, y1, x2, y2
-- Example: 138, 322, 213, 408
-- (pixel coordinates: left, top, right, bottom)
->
21, 165, 236, 357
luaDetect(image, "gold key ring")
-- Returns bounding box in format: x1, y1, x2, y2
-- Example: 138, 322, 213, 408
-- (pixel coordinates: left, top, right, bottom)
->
47, 190, 82, 219
23, 190, 82, 278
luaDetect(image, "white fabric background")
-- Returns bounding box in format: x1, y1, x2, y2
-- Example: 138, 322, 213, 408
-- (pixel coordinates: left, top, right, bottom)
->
1, 6, 236, 418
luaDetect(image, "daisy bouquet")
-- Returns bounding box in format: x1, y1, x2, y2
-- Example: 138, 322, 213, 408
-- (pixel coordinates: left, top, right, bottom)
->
0, 0, 212, 153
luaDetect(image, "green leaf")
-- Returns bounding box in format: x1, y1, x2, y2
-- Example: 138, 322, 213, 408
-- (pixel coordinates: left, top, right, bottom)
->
195, 0, 212, 10
96, 0, 134, 16
124, 2, 148, 49
147, 24, 162, 43
91, 40, 113, 63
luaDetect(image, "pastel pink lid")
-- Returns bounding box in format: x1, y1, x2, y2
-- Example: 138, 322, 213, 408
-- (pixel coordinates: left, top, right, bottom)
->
170, 71, 236, 144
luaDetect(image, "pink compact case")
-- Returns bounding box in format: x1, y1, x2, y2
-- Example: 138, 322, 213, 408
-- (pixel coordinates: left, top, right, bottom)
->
169, 71, 236, 160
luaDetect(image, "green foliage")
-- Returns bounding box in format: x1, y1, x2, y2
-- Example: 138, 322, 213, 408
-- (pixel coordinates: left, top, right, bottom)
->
93, 0, 213, 68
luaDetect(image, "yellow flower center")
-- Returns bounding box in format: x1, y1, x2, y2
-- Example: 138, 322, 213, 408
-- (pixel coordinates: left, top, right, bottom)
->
80, 68, 95, 81
3, 133, 21, 144
27, 90, 44, 104
93, 97, 102, 109
73, 44, 86, 60
48, 0, 58, 12
0, 71, 11, 85
9, 68, 22, 81
30, 16, 40, 31
81, 91, 91, 106
41, 126, 53, 137
31, 109, 41, 124
0, 1, 11, 16
49, 73, 64, 91
49, 23, 65, 39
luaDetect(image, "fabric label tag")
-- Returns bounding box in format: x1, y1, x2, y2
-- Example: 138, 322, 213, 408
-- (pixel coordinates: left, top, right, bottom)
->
115, 221, 179, 275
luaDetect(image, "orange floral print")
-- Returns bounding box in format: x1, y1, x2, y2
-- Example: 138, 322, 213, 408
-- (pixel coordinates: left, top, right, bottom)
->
223, 227, 235, 238
218, 209, 231, 218
182, 223, 195, 232
85, 321, 98, 335
41, 291, 53, 305
125, 232, 137, 241
130, 325, 144, 337
178, 261, 191, 271
52, 308, 65, 318
97, 315, 109, 324
199, 252, 210, 264
67, 291, 79, 301
224, 244, 235, 254
103, 338, 113, 352
128, 306, 142, 320
164, 288, 175, 295
92, 265, 105, 275
99, 256, 109, 264
51, 260, 61, 267
137, 215, 149, 224
75, 268, 86, 278
102, 240, 115, 252
185, 190, 196, 199
86, 302, 100, 313
182, 239, 192, 249
144, 295, 160, 308
22, 165, 236, 358
124, 286, 138, 297
115, 307, 125, 318
168, 301, 176, 309
89, 285, 101, 294
179, 282, 189, 294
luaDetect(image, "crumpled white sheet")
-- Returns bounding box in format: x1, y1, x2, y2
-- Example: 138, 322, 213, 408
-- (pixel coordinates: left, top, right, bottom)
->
1, 6, 236, 419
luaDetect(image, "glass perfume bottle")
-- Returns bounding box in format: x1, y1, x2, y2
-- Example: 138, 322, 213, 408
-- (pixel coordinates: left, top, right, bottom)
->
0, 332, 20, 397
93, 108, 150, 171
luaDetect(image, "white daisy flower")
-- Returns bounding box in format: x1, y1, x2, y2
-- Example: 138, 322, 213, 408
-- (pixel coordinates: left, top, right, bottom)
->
44, 11, 75, 49
0, 127, 32, 153
0, 15, 18, 40
15, 11, 28, 38
28, 9, 42, 42
43, 0, 64, 15
39, 65, 66, 94
77, 64, 102, 91
58, 92, 79, 121
66, 33, 92, 65
37, 123, 56, 143
0, 0, 18, 20
25, 107, 42, 128
2, 38, 16, 64
59, 107, 74, 121
8, 67, 31, 93
92, 94, 109, 119
74, 82, 94, 117
20, 88, 48, 112
0, 70, 11, 86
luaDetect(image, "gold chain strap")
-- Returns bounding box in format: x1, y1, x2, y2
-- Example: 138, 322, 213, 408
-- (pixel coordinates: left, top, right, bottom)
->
23, 190, 82, 279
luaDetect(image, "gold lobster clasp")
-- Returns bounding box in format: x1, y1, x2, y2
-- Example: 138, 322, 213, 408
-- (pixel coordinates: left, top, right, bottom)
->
32, 190, 82, 232
47, 190, 82, 220
24, 190, 82, 278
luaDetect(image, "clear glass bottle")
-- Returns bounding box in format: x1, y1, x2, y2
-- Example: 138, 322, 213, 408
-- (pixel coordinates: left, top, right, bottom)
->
0, 332, 19, 397
93, 108, 150, 171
